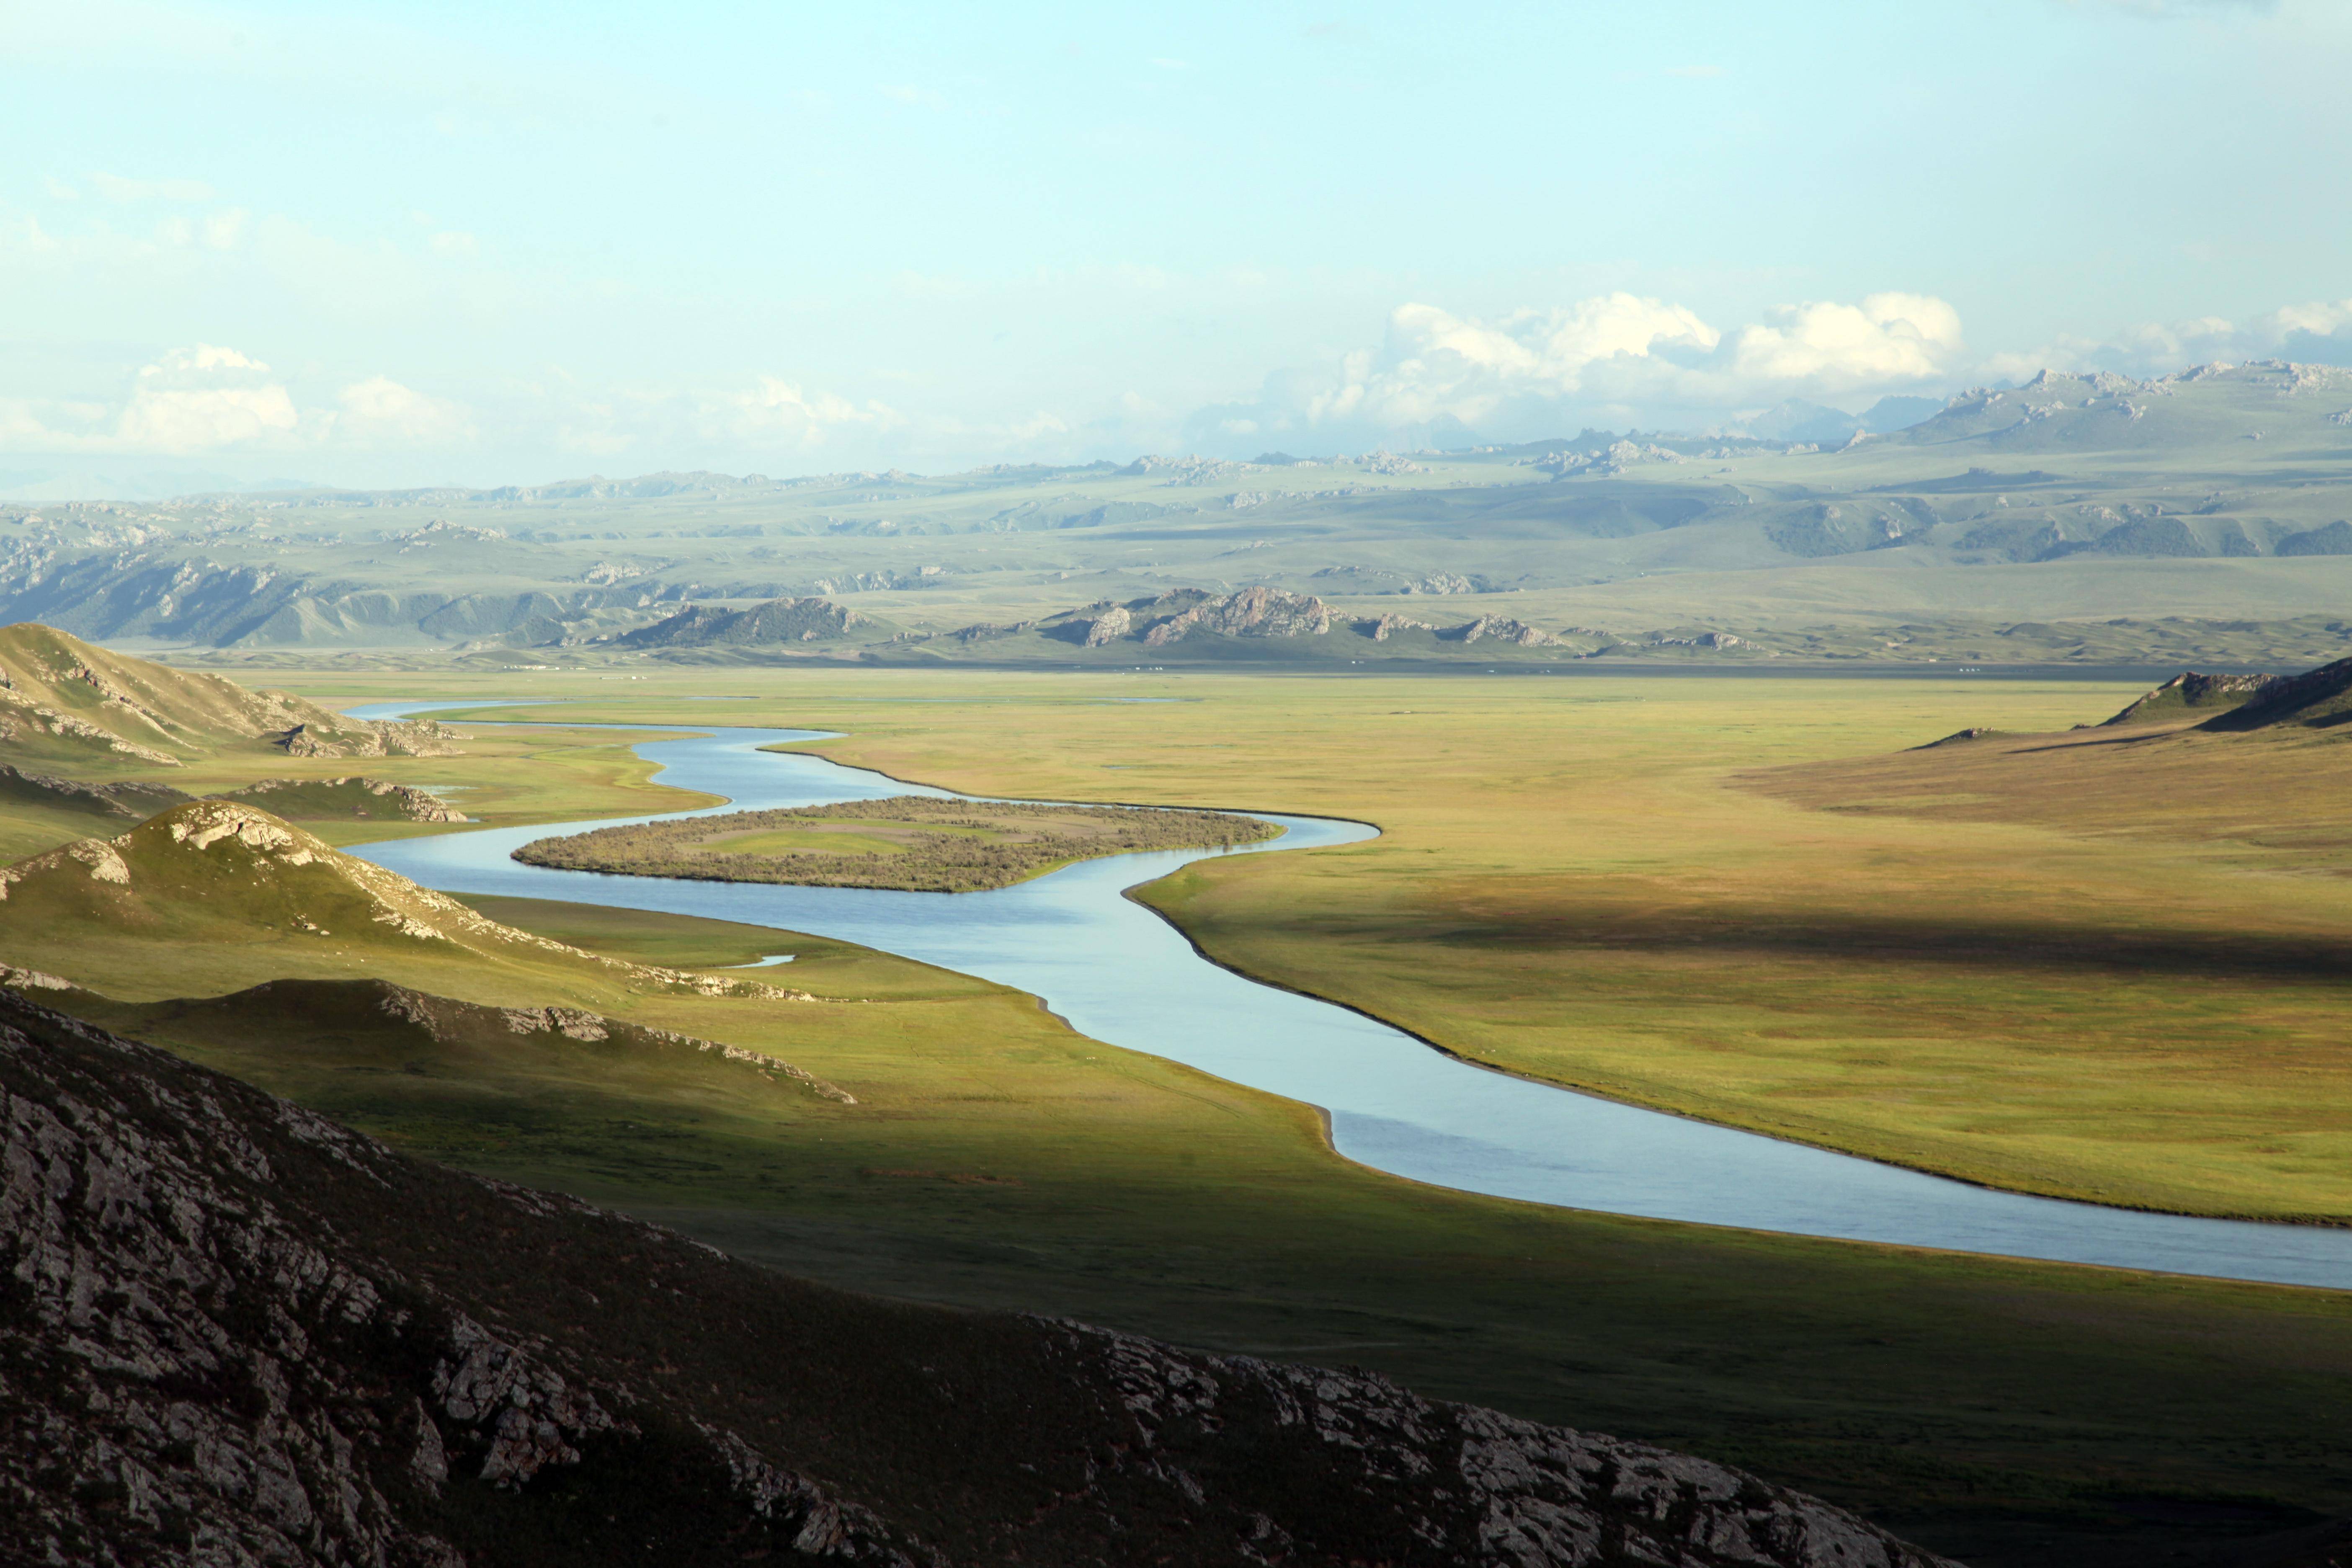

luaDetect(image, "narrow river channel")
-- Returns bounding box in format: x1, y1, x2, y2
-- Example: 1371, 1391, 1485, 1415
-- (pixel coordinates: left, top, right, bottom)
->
346, 706, 2352, 1290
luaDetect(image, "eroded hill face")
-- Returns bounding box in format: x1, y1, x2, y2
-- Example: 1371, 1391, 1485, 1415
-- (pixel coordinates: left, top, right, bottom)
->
0, 622, 463, 769
0, 990, 1954, 1567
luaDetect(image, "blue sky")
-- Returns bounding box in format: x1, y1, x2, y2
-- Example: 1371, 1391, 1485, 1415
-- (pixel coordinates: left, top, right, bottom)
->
5, 0, 2350, 487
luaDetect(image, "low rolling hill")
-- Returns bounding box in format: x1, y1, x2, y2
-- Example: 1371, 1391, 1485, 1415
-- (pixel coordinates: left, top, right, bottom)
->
0, 797, 801, 1008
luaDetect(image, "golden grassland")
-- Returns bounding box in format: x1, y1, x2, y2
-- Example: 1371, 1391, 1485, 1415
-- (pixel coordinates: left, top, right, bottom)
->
269, 663, 2352, 1223
7, 661, 2352, 1560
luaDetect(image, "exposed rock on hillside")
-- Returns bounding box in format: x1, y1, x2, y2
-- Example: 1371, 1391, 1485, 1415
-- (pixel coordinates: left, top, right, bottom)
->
2102, 670, 2282, 726
1362, 613, 1438, 642
0, 990, 1955, 1567
209, 776, 466, 823
1452, 615, 1560, 647
0, 761, 189, 818
0, 623, 463, 767
2197, 655, 2352, 732
1142, 585, 1332, 644
611, 596, 869, 649
273, 717, 465, 760
0, 800, 801, 1001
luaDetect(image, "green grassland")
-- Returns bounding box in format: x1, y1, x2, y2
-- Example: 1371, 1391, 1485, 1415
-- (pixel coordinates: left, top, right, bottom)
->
9, 656, 2352, 1560
278, 662, 2352, 1225
15, 864, 2352, 1568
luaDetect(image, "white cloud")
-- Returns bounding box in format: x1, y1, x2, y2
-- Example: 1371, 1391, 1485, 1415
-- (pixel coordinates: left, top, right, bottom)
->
1725, 294, 1965, 389
1191, 290, 1966, 447
117, 345, 298, 452
147, 344, 270, 374
335, 376, 472, 446
428, 230, 478, 257
203, 208, 249, 248
88, 172, 216, 202
723, 377, 903, 443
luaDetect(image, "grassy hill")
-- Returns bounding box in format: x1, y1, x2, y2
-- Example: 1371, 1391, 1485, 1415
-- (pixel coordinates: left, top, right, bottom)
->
0, 797, 799, 1007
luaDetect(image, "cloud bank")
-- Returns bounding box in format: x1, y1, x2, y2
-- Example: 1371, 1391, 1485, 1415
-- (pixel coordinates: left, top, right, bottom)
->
1184, 291, 1968, 452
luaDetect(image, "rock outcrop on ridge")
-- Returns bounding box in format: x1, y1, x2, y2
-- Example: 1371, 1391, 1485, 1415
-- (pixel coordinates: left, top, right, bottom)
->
0, 990, 1956, 1567
609, 596, 872, 648
2101, 669, 2282, 726
0, 622, 467, 769
2195, 655, 2352, 732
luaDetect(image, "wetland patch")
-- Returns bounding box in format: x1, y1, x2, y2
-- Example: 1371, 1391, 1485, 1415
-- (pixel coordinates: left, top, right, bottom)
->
511, 793, 1282, 892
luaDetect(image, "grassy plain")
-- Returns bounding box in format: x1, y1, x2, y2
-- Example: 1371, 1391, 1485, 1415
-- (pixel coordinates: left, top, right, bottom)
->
10, 662, 2352, 1561
283, 663, 2352, 1223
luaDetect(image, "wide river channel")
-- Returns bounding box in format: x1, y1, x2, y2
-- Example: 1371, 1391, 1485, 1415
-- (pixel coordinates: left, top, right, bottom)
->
346, 704, 2352, 1291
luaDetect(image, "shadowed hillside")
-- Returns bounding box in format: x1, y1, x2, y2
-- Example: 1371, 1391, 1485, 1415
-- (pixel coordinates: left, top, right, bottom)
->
0, 990, 1953, 1567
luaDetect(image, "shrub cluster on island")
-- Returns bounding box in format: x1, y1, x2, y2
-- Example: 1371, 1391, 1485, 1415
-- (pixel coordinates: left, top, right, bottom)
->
512, 793, 1284, 892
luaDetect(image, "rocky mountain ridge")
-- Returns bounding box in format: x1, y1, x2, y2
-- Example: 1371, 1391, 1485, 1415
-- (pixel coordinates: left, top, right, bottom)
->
0, 988, 1956, 1566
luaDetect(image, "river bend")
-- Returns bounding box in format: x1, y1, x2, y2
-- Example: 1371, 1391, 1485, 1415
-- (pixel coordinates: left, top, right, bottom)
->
345, 707, 2352, 1290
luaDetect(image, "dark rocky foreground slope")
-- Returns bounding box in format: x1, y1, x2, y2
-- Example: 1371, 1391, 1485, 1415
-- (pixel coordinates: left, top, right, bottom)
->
0, 991, 1954, 1567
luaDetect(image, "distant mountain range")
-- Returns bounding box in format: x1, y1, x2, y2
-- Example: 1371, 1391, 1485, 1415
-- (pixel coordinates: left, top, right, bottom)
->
3, 361, 2349, 665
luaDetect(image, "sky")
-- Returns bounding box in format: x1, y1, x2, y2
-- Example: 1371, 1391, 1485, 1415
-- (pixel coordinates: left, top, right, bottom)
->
5, 0, 2352, 491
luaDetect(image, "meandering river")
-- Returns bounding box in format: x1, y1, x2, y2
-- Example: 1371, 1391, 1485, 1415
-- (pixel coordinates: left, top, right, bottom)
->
347, 705, 2352, 1290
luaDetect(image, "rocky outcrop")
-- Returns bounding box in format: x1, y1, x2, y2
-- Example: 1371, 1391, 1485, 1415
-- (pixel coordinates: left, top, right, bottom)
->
0, 991, 1955, 1567
209, 777, 466, 823
1452, 616, 1560, 648
0, 995, 919, 1568
1079, 606, 1132, 647
1142, 586, 1332, 645
611, 596, 867, 649
1362, 613, 1439, 642
273, 718, 465, 759
2196, 655, 2352, 732
2101, 669, 2282, 726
